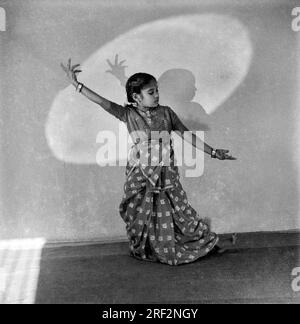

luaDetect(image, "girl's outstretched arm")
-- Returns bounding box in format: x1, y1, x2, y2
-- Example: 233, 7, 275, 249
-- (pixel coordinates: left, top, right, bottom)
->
61, 58, 127, 122
169, 107, 236, 160
173, 125, 214, 156
77, 83, 114, 111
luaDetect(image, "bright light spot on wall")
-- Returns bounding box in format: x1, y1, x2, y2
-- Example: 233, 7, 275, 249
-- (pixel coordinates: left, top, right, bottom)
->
46, 14, 252, 164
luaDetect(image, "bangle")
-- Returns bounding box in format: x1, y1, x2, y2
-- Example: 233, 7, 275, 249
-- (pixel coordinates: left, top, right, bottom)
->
211, 149, 217, 158
76, 82, 83, 93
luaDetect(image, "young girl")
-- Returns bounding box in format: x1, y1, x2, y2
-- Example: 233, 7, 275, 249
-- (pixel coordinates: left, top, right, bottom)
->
61, 58, 236, 266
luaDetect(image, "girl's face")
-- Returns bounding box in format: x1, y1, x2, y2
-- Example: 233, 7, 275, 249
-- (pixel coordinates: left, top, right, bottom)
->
135, 80, 159, 108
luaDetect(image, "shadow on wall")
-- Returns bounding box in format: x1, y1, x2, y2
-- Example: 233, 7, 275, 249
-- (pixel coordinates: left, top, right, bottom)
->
106, 56, 212, 131
158, 69, 211, 131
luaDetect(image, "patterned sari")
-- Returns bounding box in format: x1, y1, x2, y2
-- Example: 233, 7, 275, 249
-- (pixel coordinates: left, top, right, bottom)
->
109, 103, 219, 266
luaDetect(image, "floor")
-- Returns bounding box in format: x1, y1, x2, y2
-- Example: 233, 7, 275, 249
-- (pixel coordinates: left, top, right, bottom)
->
33, 232, 300, 304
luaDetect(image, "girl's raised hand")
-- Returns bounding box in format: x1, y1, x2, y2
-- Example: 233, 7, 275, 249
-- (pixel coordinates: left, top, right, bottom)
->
215, 149, 237, 160
60, 58, 82, 86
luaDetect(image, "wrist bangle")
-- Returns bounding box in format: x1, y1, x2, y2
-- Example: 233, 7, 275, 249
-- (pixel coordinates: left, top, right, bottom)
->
211, 149, 217, 158
76, 82, 83, 93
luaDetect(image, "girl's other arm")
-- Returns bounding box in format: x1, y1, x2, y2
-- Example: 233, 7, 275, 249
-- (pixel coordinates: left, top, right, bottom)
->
169, 107, 235, 160
169, 107, 213, 155
78, 82, 127, 122
76, 82, 116, 111
61, 58, 127, 122
182, 131, 214, 156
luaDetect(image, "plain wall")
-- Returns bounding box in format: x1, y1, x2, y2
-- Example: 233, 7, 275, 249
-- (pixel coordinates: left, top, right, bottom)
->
0, 0, 299, 242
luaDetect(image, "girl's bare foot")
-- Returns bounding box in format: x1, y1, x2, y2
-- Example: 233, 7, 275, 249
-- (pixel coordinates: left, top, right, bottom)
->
212, 233, 238, 254
211, 245, 227, 254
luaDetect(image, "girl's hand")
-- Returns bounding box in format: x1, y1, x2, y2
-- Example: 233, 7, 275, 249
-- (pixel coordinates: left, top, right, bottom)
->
60, 58, 82, 86
215, 149, 237, 160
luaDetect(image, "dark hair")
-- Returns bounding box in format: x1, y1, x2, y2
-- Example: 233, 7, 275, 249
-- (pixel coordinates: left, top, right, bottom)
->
125, 73, 157, 103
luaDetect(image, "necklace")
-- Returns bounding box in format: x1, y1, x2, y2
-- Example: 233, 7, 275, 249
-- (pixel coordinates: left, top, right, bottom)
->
137, 105, 159, 117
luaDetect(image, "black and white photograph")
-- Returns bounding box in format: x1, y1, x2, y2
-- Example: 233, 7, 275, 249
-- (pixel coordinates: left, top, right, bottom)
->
0, 0, 300, 306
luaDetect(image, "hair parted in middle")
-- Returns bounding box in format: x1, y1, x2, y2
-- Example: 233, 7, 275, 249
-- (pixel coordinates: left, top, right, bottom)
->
125, 72, 157, 104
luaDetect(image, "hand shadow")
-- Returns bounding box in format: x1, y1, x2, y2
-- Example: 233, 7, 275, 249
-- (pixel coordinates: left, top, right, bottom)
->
106, 55, 211, 132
